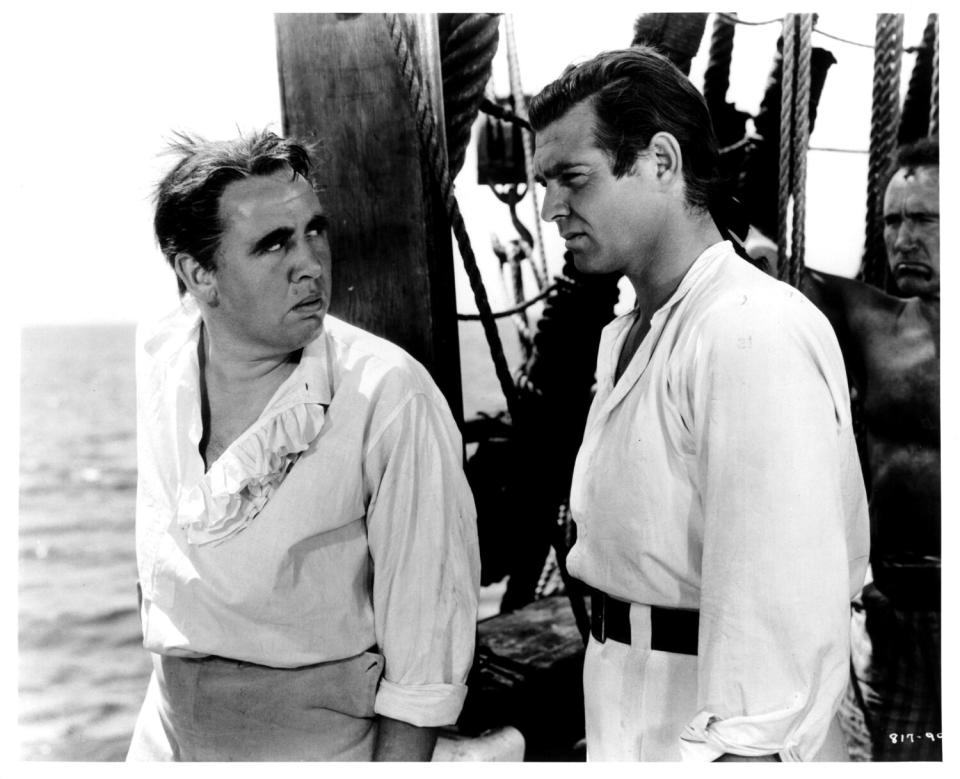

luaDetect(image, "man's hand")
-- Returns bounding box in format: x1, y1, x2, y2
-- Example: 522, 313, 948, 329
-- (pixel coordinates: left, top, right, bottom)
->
372, 716, 438, 761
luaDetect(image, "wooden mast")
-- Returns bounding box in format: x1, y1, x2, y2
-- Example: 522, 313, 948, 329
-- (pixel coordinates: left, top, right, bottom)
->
275, 13, 464, 423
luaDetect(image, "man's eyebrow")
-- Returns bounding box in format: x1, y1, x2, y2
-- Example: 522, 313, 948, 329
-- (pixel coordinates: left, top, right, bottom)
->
536, 162, 582, 184
252, 227, 294, 253
306, 214, 329, 233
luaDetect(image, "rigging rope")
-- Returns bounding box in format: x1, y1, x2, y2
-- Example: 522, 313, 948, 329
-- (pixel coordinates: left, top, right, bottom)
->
503, 15, 550, 291
383, 13, 521, 422
900, 14, 939, 145
703, 12, 736, 111
930, 15, 939, 137
457, 283, 557, 322
860, 14, 904, 289
777, 15, 796, 278
789, 15, 813, 287
716, 11, 923, 54
458, 283, 558, 320
776, 13, 814, 287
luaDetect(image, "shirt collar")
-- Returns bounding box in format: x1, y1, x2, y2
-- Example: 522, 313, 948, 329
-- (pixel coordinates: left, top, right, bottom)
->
144, 296, 334, 415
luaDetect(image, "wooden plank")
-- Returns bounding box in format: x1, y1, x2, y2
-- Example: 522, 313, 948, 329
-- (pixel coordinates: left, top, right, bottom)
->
275, 13, 463, 422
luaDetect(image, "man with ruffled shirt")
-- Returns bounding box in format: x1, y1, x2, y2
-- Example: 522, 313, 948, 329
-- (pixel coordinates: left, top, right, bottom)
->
126, 130, 480, 761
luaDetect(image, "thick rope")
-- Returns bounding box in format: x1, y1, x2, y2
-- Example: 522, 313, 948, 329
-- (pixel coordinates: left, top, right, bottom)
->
504, 14, 550, 291
789, 15, 813, 288
777, 15, 796, 279
438, 14, 500, 180
930, 15, 939, 137
383, 13, 521, 422
861, 14, 904, 289
703, 12, 736, 113
899, 14, 938, 145
632, 13, 708, 75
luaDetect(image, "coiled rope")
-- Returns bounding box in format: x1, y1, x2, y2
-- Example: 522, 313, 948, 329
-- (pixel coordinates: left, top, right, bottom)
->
438, 14, 500, 180
861, 14, 904, 289
383, 13, 520, 422
504, 14, 550, 290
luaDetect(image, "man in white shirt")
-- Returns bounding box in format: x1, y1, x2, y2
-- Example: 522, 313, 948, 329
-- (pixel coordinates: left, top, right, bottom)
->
127, 130, 480, 761
529, 47, 869, 761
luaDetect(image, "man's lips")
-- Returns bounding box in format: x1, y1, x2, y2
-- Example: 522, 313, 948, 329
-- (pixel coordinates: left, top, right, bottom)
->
562, 231, 587, 247
893, 261, 933, 279
292, 294, 325, 312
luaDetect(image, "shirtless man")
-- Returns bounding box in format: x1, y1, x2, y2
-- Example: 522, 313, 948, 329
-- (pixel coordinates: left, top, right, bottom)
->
800, 138, 940, 761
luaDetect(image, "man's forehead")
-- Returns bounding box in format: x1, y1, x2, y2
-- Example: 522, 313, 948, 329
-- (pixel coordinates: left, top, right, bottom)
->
533, 102, 603, 171
220, 171, 321, 223
886, 165, 939, 205
892, 164, 939, 187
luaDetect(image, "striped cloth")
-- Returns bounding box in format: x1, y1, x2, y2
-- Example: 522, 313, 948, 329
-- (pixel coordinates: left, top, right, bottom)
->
848, 584, 942, 761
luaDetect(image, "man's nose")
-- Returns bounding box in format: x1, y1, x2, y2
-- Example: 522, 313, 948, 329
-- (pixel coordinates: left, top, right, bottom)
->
894, 220, 917, 250
540, 183, 569, 222
291, 238, 328, 280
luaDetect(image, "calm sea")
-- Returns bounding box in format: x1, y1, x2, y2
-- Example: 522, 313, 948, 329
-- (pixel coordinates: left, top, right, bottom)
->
18, 319, 519, 761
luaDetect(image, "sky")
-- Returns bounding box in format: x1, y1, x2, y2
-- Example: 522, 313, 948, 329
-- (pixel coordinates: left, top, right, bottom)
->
3, 3, 937, 327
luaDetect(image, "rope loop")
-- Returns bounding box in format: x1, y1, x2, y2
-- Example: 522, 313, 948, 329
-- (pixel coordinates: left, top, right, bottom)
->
438, 14, 500, 180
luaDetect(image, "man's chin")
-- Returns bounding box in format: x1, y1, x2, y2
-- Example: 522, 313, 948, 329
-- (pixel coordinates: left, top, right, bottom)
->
893, 271, 938, 298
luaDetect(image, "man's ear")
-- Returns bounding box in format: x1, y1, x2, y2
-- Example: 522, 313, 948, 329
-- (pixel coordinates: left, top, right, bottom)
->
174, 253, 219, 306
648, 131, 682, 186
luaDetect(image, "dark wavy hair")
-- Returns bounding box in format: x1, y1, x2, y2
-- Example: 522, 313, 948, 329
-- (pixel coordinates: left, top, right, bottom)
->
892, 136, 939, 179
528, 46, 720, 214
154, 129, 314, 295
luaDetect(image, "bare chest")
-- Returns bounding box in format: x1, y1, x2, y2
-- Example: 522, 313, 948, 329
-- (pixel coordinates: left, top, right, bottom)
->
202, 376, 292, 470
615, 314, 652, 384
859, 315, 939, 442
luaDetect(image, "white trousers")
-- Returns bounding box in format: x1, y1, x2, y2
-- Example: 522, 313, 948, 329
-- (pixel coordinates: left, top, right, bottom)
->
582, 602, 849, 761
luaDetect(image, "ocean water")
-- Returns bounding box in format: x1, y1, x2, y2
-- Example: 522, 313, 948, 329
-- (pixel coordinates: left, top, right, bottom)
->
18, 319, 520, 761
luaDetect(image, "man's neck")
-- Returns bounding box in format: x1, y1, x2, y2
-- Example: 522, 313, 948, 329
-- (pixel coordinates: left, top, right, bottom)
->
627, 211, 723, 315
199, 323, 299, 393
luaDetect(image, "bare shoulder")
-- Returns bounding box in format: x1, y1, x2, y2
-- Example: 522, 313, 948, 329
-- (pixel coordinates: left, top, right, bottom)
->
802, 268, 903, 332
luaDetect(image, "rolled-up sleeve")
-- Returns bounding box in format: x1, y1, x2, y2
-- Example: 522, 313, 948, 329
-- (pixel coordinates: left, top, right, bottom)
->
363, 389, 480, 727
680, 298, 858, 761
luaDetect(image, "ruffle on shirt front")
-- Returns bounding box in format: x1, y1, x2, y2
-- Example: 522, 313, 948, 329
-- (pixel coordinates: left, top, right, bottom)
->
176, 401, 326, 546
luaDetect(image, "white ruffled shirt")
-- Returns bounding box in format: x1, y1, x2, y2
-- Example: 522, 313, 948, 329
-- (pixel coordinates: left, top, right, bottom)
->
567, 242, 870, 760
134, 300, 480, 727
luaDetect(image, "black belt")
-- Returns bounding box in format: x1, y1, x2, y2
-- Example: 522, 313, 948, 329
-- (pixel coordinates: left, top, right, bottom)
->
590, 590, 699, 655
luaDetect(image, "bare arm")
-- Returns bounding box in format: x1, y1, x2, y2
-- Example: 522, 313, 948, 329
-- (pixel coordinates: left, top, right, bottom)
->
800, 268, 850, 339
800, 268, 872, 389
373, 716, 438, 761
